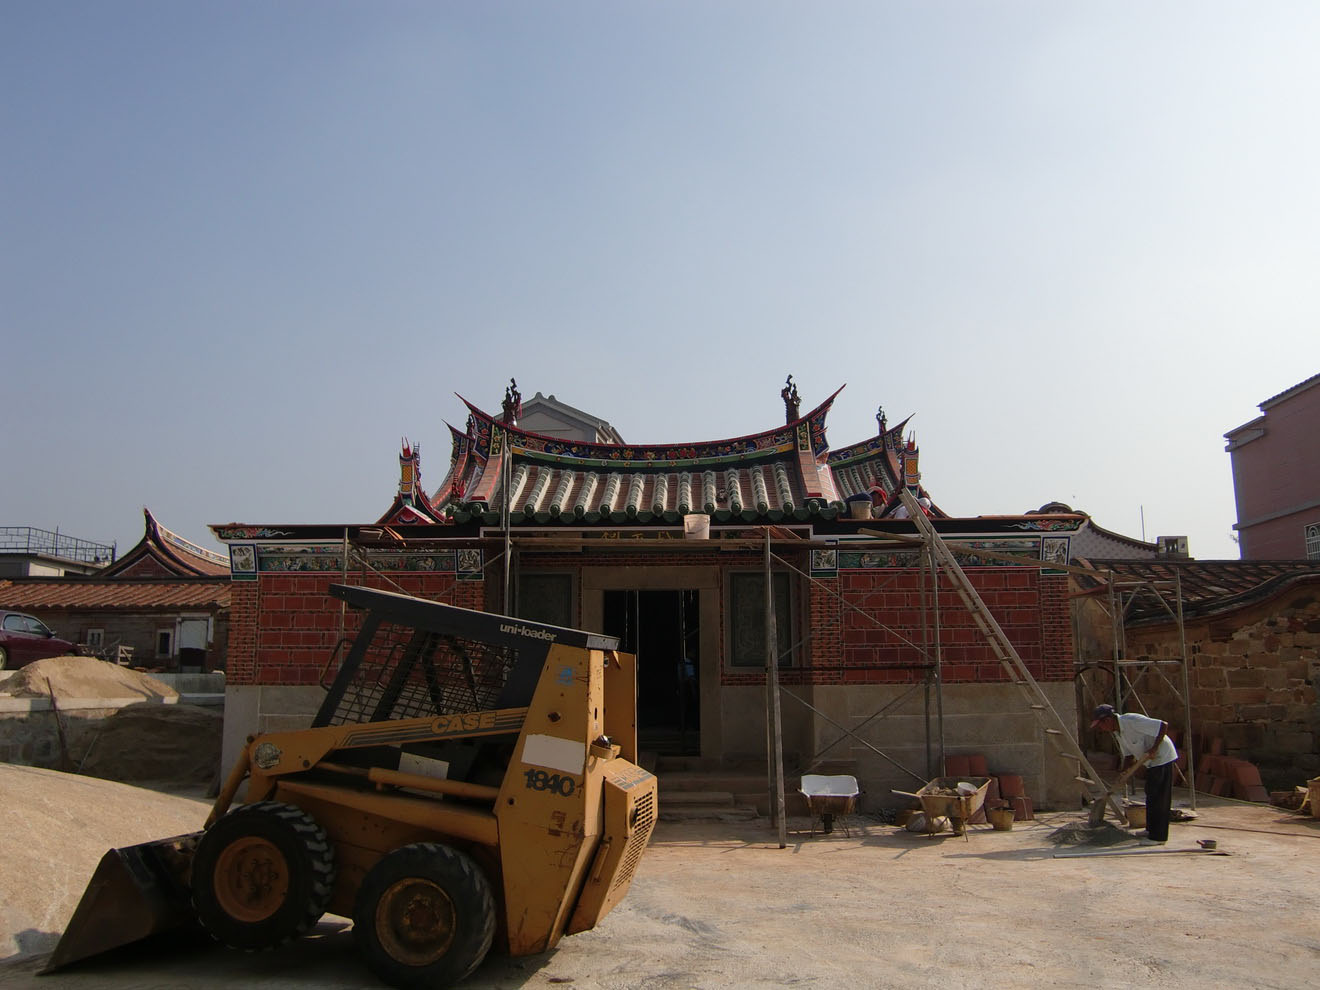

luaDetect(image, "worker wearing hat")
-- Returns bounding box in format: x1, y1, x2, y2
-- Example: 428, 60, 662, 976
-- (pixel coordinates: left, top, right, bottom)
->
1090, 704, 1179, 843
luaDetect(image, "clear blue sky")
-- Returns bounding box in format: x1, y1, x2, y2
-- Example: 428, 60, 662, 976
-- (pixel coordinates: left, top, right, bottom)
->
4, 2, 1318, 561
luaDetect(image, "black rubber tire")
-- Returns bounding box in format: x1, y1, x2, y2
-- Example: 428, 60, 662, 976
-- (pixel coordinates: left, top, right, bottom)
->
0, 646, 8, 670
353, 842, 496, 989
191, 801, 335, 951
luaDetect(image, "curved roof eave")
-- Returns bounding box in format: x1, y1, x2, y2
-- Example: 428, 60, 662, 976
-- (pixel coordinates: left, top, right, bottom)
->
454, 385, 845, 469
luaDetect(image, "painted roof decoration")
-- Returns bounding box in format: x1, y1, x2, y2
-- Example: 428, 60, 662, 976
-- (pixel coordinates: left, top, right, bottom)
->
380, 382, 941, 528
99, 508, 231, 578
376, 438, 445, 526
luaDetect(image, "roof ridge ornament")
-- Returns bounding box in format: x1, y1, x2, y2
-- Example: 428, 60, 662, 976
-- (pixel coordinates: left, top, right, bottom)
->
502, 378, 522, 425
781, 375, 800, 424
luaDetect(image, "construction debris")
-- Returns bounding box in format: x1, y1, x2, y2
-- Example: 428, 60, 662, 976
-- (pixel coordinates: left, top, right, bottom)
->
1046, 821, 1131, 847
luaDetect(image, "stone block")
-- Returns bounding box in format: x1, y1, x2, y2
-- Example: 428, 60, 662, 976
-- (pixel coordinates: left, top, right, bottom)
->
1226, 688, 1268, 707
1221, 723, 1266, 749
1227, 667, 1265, 688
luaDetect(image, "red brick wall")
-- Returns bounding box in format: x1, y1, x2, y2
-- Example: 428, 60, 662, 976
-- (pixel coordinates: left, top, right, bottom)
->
231, 552, 1070, 689
229, 573, 471, 687
829, 566, 1068, 685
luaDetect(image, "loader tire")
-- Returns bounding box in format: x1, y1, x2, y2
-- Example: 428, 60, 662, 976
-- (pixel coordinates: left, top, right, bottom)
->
191, 801, 335, 951
353, 842, 496, 989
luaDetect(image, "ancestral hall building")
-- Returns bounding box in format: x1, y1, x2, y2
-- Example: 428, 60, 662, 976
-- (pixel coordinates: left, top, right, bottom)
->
213, 381, 1085, 808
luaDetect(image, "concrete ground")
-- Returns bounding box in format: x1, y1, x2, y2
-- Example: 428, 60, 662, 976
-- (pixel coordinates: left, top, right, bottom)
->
2, 766, 1318, 989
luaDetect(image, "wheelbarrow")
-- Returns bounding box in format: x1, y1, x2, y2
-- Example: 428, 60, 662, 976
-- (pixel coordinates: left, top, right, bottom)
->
894, 776, 992, 840
799, 774, 860, 837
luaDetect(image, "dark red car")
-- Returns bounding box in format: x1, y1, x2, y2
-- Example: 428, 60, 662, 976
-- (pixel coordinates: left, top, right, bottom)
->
0, 610, 77, 670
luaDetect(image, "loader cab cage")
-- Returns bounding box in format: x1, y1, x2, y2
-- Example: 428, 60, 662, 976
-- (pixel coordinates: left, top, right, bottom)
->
313, 584, 620, 728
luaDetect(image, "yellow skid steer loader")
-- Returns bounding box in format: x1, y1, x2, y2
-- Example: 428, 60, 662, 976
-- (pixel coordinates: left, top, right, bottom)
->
44, 584, 658, 988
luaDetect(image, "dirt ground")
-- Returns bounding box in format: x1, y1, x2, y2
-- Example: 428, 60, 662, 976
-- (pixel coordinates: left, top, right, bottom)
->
2, 765, 1318, 990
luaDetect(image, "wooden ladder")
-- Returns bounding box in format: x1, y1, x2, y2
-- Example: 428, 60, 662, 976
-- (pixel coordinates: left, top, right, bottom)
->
898, 490, 1124, 824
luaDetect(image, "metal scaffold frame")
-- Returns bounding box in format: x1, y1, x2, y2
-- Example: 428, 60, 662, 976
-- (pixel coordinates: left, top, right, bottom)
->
1072, 568, 1197, 809
762, 490, 1149, 839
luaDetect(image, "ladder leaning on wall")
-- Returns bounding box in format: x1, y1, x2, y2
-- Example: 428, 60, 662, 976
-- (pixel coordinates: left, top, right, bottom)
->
895, 489, 1126, 824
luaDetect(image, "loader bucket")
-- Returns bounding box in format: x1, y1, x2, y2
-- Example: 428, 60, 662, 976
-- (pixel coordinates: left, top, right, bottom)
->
41, 832, 202, 974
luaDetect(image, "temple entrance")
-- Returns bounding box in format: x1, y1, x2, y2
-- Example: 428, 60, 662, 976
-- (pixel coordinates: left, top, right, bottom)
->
603, 589, 700, 755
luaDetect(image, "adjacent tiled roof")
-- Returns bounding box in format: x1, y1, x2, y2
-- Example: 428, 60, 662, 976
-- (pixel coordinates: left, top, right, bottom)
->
377, 440, 446, 526
1072, 558, 1320, 623
827, 415, 913, 505
0, 578, 230, 610
100, 508, 231, 578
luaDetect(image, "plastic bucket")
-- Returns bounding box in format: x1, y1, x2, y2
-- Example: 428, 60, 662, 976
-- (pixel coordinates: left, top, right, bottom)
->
1125, 804, 1147, 829
988, 807, 1015, 831
682, 514, 710, 539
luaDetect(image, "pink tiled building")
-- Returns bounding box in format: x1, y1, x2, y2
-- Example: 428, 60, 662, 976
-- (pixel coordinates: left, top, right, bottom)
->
1225, 373, 1320, 560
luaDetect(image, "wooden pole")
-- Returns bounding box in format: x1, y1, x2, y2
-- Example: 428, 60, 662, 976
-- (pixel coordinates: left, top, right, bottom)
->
502, 435, 512, 616
926, 542, 946, 777
1176, 569, 1197, 811
765, 529, 787, 848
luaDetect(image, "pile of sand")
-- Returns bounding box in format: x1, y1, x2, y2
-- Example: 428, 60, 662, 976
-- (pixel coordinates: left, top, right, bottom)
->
0, 764, 211, 961
1, 656, 177, 700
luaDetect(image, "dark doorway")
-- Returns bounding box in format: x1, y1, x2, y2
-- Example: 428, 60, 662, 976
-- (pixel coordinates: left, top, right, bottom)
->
603, 589, 699, 755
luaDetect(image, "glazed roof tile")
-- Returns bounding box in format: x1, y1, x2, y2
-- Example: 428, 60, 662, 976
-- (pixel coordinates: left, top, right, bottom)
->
434, 390, 875, 525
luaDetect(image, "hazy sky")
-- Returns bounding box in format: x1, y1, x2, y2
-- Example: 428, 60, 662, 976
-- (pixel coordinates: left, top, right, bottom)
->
5, 2, 1318, 562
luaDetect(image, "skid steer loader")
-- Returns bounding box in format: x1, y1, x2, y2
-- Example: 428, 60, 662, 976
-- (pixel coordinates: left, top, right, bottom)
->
44, 584, 658, 988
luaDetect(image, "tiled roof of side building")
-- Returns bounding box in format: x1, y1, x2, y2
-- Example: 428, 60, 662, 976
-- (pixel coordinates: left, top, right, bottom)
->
1072, 558, 1320, 623
99, 508, 231, 578
0, 578, 231, 610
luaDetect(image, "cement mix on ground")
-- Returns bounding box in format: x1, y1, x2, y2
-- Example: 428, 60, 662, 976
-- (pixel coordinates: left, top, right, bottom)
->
1, 766, 1318, 989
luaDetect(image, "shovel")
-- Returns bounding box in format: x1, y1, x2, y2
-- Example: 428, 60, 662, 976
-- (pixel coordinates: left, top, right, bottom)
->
1086, 758, 1145, 827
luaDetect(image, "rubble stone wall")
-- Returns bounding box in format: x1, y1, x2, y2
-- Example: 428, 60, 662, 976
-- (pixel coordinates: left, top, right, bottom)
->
1126, 583, 1320, 787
